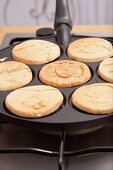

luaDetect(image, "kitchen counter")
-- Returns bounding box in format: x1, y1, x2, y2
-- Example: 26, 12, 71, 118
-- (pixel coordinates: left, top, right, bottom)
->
0, 25, 113, 45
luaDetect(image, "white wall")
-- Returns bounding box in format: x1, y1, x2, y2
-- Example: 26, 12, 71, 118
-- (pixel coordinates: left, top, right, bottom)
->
0, 0, 113, 25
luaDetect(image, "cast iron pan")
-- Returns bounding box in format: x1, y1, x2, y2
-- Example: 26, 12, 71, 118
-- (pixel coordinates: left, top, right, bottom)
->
0, 0, 113, 131
0, 34, 113, 131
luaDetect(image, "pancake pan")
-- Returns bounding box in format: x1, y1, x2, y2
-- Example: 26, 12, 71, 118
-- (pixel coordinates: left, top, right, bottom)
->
0, 35, 113, 131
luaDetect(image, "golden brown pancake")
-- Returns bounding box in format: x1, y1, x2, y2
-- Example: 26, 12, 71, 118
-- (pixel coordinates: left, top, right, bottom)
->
0, 61, 32, 91
39, 60, 91, 88
72, 83, 113, 114
5, 85, 63, 118
67, 38, 113, 62
12, 40, 60, 65
98, 58, 113, 83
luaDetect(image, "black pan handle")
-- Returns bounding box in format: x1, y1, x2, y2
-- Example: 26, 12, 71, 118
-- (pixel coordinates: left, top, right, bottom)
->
54, 0, 72, 29
54, 0, 72, 45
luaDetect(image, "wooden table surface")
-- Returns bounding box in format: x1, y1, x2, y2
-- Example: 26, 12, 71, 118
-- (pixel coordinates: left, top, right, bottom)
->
0, 25, 113, 45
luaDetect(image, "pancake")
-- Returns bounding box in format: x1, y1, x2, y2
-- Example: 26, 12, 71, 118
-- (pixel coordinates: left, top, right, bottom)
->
39, 60, 91, 88
67, 38, 113, 62
98, 58, 113, 83
12, 40, 60, 65
5, 85, 63, 118
72, 83, 113, 114
0, 61, 32, 91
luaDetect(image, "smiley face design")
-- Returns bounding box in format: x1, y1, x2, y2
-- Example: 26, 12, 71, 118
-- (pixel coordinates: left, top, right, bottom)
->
39, 60, 91, 88
72, 83, 113, 114
99, 58, 113, 83
5, 85, 63, 118
85, 85, 113, 106
0, 61, 32, 91
67, 38, 113, 62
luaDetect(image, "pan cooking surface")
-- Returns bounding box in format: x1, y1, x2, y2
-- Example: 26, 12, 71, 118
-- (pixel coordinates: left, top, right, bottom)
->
0, 35, 113, 131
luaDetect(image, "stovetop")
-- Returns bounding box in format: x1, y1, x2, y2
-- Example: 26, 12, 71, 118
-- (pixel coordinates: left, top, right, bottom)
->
0, 123, 113, 170
0, 31, 113, 170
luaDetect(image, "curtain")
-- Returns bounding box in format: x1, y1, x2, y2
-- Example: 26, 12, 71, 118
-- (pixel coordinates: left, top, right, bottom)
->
0, 0, 113, 25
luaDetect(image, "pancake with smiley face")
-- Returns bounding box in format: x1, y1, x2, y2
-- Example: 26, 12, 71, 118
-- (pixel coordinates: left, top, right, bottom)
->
5, 85, 63, 118
0, 61, 32, 91
72, 83, 113, 114
67, 38, 113, 62
12, 40, 60, 65
98, 58, 113, 83
39, 60, 91, 88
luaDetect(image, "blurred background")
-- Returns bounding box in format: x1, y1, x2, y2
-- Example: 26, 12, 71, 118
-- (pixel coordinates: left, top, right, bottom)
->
0, 0, 113, 26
